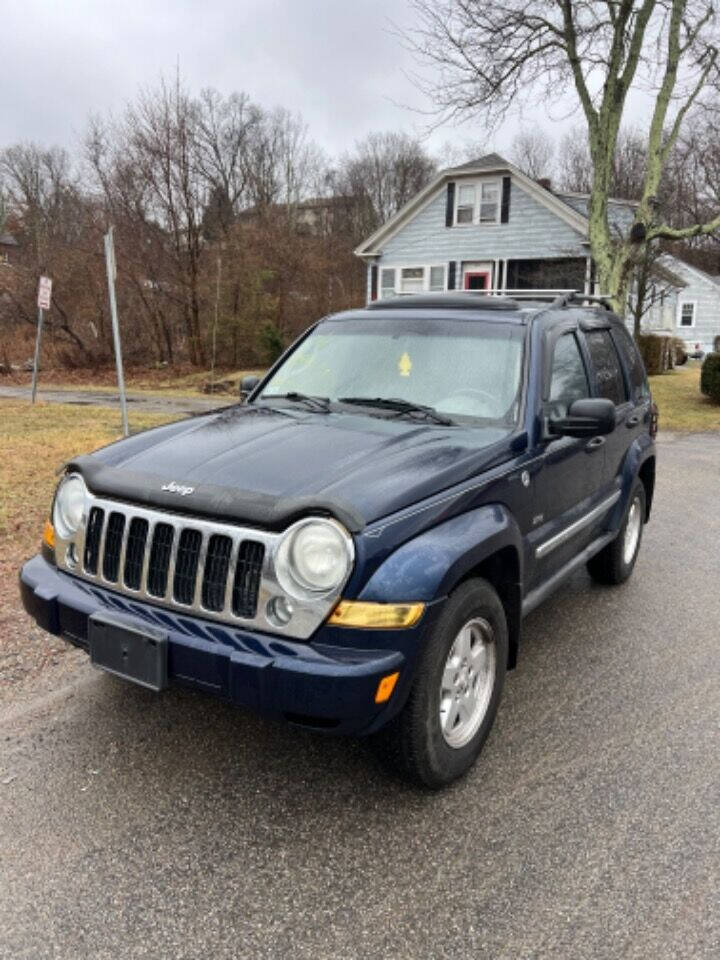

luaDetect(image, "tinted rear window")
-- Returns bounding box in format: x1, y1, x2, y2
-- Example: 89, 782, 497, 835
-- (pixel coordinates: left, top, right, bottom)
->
585, 330, 628, 405
612, 326, 650, 402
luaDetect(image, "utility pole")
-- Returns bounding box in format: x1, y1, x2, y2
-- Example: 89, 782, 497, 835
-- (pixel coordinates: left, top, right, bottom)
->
104, 227, 129, 436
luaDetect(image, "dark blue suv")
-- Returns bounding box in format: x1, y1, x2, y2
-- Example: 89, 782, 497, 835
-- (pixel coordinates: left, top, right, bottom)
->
20, 292, 656, 787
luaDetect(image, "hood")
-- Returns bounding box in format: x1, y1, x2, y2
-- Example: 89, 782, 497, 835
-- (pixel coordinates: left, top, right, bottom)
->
70, 405, 515, 531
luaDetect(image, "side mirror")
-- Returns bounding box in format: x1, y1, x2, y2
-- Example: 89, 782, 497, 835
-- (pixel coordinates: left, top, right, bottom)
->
549, 398, 616, 438
240, 375, 260, 400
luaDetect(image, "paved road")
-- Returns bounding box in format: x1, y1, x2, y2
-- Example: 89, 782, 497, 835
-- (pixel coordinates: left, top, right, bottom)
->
1, 434, 718, 959
0, 385, 233, 417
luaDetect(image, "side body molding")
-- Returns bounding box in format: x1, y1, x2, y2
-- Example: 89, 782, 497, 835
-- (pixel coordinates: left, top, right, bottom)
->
358, 504, 523, 604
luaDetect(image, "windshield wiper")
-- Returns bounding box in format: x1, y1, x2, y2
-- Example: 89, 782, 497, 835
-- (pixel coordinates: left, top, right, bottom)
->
260, 391, 331, 413
338, 396, 454, 426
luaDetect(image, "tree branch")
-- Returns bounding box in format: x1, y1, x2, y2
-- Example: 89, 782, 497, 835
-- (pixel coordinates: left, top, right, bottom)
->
649, 213, 720, 241
558, 0, 598, 129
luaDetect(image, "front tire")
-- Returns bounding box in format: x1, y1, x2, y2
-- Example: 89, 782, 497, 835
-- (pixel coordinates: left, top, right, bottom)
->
587, 479, 646, 585
377, 579, 508, 789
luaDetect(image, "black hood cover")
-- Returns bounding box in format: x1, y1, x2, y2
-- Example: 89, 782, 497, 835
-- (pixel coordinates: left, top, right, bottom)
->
69, 405, 513, 532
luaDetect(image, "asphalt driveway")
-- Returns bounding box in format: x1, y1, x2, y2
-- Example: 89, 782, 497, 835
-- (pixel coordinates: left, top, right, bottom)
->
1, 433, 718, 959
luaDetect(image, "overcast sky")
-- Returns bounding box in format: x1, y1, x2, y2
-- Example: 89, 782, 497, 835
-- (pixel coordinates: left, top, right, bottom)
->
2, 0, 594, 164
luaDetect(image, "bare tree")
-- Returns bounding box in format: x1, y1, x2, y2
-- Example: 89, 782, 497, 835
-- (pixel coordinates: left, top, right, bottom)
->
335, 132, 436, 238
407, 0, 720, 312
0, 143, 77, 267
510, 128, 555, 180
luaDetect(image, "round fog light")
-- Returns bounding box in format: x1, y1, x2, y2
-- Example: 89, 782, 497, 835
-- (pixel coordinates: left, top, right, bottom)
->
267, 596, 294, 627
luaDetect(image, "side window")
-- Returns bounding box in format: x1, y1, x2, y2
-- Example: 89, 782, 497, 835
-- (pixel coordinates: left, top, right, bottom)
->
547, 333, 589, 417
585, 330, 628, 405
612, 326, 650, 403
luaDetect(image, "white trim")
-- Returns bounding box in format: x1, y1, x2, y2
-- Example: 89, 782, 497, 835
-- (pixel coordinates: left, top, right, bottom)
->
354, 157, 590, 258
677, 300, 697, 328
375, 263, 448, 300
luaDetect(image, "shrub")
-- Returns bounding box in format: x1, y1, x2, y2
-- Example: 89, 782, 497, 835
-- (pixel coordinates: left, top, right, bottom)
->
637, 334, 674, 375
700, 353, 720, 403
672, 338, 688, 367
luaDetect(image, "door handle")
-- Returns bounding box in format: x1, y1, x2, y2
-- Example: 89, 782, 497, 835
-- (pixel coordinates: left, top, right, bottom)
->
626, 414, 640, 427
585, 436, 605, 452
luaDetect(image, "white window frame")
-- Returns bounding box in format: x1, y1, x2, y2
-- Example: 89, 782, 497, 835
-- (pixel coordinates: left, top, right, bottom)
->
376, 264, 447, 299
677, 300, 697, 328
380, 267, 397, 299
428, 264, 446, 292
454, 178, 502, 226
399, 266, 425, 295
455, 184, 476, 225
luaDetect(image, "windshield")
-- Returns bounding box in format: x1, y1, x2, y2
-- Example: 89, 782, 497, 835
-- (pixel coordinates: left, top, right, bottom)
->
257, 316, 525, 424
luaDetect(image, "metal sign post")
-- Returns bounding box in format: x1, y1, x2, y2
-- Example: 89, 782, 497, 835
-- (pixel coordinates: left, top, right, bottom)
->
103, 227, 129, 437
31, 276, 52, 403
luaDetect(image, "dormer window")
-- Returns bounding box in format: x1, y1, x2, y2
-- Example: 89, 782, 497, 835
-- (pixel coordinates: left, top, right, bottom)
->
454, 179, 501, 226
479, 182, 500, 223
456, 185, 475, 224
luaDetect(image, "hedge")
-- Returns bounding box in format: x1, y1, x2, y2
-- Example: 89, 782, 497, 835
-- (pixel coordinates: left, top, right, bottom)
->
637, 334, 675, 375
700, 353, 720, 403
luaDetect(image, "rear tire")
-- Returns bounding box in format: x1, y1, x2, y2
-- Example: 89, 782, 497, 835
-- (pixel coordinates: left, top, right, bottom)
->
586, 479, 646, 585
375, 579, 508, 789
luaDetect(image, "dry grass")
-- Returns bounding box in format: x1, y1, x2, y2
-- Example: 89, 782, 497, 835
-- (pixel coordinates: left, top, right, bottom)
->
0, 400, 176, 698
649, 364, 720, 433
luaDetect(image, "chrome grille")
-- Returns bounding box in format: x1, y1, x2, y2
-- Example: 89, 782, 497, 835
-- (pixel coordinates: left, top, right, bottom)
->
75, 502, 265, 625
147, 522, 174, 597
123, 517, 148, 589
233, 540, 264, 618
102, 512, 126, 582
55, 490, 352, 640
202, 534, 233, 611
173, 528, 202, 604
84, 506, 104, 574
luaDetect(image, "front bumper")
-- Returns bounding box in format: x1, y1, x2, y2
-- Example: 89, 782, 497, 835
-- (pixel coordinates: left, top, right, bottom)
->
20, 555, 429, 735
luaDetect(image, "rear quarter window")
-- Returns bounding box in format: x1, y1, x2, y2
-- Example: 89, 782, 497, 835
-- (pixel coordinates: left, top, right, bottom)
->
612, 326, 650, 402
585, 329, 628, 405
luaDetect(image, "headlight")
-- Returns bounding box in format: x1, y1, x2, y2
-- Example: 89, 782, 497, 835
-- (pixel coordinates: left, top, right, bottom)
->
52, 474, 88, 539
275, 518, 354, 599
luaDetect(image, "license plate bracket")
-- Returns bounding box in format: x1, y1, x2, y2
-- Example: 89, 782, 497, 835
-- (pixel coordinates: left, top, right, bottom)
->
89, 611, 168, 691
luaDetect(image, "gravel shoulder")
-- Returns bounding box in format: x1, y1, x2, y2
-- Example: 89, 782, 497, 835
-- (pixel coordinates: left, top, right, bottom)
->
0, 385, 234, 416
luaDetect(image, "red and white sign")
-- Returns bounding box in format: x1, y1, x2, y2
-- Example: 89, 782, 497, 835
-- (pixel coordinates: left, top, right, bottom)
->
37, 276, 52, 311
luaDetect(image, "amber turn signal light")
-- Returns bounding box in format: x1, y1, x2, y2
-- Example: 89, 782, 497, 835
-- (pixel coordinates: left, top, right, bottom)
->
375, 671, 400, 704
327, 600, 425, 629
43, 521, 55, 549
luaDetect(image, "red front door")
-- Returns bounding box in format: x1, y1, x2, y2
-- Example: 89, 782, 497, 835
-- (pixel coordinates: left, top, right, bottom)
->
464, 271, 490, 290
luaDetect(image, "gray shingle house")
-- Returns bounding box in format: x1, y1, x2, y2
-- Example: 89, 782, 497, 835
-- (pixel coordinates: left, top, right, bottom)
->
642, 254, 720, 354
354, 152, 720, 351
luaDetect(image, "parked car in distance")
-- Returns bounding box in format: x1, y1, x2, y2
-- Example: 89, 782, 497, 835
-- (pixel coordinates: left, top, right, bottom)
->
20, 291, 657, 788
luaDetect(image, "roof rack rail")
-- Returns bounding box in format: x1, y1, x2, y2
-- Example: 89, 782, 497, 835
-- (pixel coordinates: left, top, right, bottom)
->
365, 292, 521, 311
550, 291, 614, 311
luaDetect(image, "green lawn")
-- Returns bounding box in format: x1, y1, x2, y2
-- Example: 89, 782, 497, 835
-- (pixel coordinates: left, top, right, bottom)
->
649, 364, 720, 432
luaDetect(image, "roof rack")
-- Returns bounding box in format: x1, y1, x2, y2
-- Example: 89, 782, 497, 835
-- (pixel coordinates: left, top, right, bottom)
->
550, 291, 614, 311
366, 292, 521, 312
